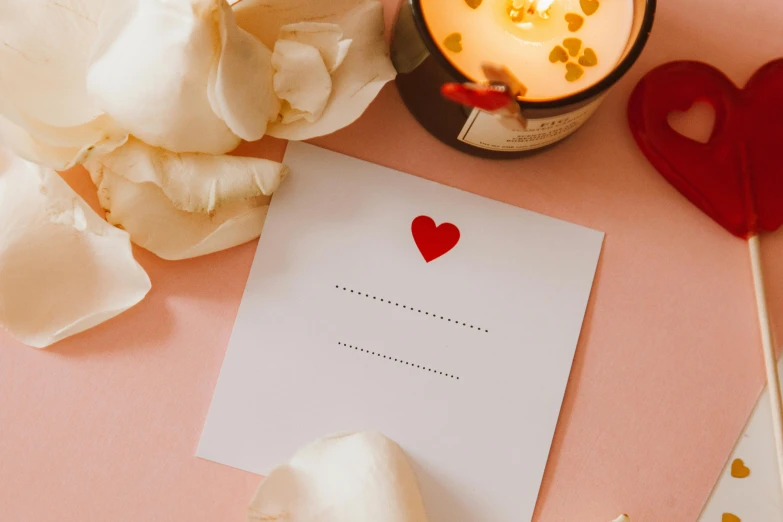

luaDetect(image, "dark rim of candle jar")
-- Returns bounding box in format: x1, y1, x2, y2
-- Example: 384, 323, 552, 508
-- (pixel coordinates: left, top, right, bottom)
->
409, 0, 657, 110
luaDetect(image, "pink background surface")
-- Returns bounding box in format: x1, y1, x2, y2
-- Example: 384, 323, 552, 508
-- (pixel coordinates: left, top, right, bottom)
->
2, 0, 783, 520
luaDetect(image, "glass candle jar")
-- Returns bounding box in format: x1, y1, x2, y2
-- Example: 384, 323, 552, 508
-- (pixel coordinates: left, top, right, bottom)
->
391, 0, 656, 158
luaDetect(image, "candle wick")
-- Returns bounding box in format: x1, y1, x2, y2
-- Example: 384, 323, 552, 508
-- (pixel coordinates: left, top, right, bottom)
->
508, 0, 554, 21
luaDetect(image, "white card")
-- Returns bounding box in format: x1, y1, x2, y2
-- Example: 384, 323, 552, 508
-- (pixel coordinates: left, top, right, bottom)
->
698, 362, 783, 522
198, 142, 604, 522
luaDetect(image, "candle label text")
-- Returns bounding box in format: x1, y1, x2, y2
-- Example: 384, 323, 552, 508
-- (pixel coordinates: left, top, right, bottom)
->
457, 98, 603, 152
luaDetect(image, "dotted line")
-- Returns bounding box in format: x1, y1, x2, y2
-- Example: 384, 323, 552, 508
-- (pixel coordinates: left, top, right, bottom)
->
339, 342, 459, 380
335, 286, 489, 333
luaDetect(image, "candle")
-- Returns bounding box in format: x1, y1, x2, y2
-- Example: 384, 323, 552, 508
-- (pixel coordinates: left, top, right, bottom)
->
391, 0, 655, 158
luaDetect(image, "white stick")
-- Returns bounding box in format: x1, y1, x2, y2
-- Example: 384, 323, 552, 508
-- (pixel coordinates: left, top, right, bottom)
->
748, 234, 783, 496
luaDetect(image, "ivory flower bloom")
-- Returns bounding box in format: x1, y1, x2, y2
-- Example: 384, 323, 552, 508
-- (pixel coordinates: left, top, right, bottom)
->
0, 0, 395, 347
248, 432, 429, 522
87, 0, 280, 154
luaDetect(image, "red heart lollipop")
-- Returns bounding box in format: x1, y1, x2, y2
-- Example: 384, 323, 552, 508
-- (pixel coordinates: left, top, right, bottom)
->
629, 58, 783, 500
628, 59, 783, 238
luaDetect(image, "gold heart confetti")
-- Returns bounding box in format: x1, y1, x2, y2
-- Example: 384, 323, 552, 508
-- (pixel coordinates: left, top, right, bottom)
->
580, 0, 600, 15
565, 62, 584, 82
465, 0, 482, 8
549, 46, 569, 63
722, 514, 741, 522
730, 458, 751, 478
443, 33, 463, 53
565, 13, 584, 32
563, 38, 582, 57
578, 48, 598, 66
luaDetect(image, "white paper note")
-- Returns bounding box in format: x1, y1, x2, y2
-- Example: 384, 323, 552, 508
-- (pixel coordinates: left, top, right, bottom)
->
198, 142, 604, 522
698, 360, 783, 522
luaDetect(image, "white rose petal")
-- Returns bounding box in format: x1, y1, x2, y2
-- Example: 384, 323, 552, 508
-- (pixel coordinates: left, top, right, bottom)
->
247, 432, 429, 522
209, 1, 281, 141
0, 150, 151, 349
272, 39, 334, 124
0, 0, 131, 168
0, 0, 105, 127
0, 113, 126, 170
278, 22, 353, 73
88, 0, 277, 155
85, 139, 288, 260
0, 97, 129, 170
234, 0, 396, 140
272, 23, 353, 124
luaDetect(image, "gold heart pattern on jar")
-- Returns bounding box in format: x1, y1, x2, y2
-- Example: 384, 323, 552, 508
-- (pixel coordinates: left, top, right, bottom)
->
722, 514, 741, 522
565, 13, 584, 32
553, 0, 599, 81
565, 62, 584, 82
549, 46, 569, 63
578, 48, 598, 67
552, 38, 596, 82
563, 38, 582, 57
443, 32, 462, 53
580, 0, 600, 15
447, 0, 601, 89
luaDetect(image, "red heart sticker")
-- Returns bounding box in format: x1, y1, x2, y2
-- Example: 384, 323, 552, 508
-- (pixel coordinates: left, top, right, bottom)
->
628, 59, 783, 238
412, 215, 460, 262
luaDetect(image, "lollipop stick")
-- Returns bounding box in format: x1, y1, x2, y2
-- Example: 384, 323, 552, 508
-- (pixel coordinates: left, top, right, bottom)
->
748, 234, 783, 494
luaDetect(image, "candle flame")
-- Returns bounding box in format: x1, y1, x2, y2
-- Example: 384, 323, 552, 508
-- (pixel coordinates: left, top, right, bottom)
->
507, 0, 555, 21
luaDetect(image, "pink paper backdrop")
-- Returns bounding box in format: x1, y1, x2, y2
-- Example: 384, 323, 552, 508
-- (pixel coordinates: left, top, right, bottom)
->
2, 0, 783, 520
